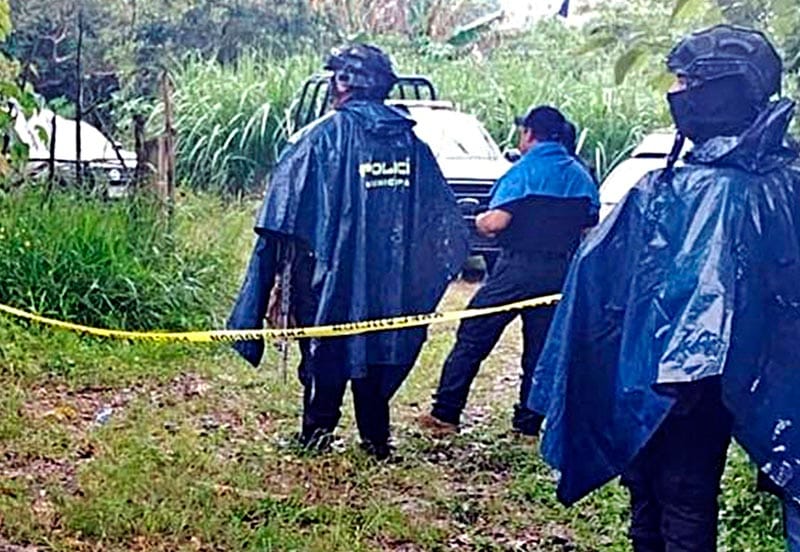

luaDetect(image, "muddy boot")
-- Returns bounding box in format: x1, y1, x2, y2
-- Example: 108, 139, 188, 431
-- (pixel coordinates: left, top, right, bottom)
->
418, 413, 459, 438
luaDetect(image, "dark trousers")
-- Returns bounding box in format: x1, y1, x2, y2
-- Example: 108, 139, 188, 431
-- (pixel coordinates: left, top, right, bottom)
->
299, 342, 412, 445
431, 249, 567, 432
622, 379, 732, 552
758, 467, 800, 550
786, 498, 800, 552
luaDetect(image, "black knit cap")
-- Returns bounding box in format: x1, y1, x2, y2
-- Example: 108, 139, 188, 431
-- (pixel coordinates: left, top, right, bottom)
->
515, 105, 568, 142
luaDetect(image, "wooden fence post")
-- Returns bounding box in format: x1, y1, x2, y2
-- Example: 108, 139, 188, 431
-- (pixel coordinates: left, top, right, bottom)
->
161, 71, 176, 210
75, 5, 84, 188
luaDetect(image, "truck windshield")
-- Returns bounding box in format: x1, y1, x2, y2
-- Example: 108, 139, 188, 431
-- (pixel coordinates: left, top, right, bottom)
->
410, 110, 500, 160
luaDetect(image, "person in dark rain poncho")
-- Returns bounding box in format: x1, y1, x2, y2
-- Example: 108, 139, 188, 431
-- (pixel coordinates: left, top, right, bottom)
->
530, 25, 800, 551
227, 44, 468, 459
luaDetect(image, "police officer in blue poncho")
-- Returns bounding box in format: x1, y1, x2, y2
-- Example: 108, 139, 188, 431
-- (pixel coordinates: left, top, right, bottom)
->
418, 106, 598, 437
227, 44, 468, 459
531, 25, 800, 550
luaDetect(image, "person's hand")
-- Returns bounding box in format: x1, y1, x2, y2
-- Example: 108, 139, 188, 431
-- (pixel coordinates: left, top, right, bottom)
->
476, 209, 511, 237
476, 214, 497, 238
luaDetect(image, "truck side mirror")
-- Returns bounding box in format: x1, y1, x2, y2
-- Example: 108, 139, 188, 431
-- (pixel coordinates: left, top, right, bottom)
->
504, 148, 521, 163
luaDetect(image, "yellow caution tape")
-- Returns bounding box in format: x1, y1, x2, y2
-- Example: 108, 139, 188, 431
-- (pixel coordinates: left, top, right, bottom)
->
0, 294, 561, 343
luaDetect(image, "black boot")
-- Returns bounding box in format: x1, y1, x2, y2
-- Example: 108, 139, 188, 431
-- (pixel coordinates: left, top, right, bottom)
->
511, 405, 544, 436
297, 427, 335, 453
359, 440, 392, 461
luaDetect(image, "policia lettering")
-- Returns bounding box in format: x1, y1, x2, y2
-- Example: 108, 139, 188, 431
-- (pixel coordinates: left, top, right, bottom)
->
359, 158, 412, 189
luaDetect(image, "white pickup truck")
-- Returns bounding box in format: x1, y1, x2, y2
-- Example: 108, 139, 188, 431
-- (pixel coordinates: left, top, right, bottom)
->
599, 131, 692, 221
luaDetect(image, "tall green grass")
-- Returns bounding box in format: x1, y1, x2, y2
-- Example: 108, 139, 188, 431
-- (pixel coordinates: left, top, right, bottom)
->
150, 53, 319, 195
402, 22, 669, 178
0, 187, 251, 330
160, 21, 670, 193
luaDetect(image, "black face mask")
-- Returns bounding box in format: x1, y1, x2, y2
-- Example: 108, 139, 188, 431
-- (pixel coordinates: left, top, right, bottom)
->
667, 76, 762, 143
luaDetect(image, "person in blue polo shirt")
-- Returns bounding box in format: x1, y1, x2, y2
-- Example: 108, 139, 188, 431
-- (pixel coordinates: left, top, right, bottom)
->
419, 105, 599, 437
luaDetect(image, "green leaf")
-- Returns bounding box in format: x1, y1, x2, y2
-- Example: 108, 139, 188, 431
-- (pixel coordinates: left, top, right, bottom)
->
447, 28, 480, 47
649, 71, 677, 92
17, 92, 39, 117
671, 0, 707, 21
671, 0, 691, 19
0, 81, 21, 100
447, 10, 503, 47
35, 124, 50, 145
9, 141, 30, 164
0, 0, 11, 42
614, 47, 647, 85
346, 32, 368, 43
574, 34, 617, 55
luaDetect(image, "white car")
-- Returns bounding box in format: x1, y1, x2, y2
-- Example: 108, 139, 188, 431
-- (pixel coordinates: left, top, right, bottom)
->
599, 131, 692, 222
12, 103, 137, 198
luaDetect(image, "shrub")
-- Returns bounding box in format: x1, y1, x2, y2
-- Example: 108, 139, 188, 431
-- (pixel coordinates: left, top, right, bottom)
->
0, 186, 251, 331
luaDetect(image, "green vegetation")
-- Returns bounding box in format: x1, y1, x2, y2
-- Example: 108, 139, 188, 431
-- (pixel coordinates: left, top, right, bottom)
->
149, 3, 799, 194
156, 53, 318, 194
5, 0, 798, 193
0, 188, 251, 329
0, 285, 785, 550
153, 21, 670, 194
1, 0, 798, 550
403, 23, 669, 181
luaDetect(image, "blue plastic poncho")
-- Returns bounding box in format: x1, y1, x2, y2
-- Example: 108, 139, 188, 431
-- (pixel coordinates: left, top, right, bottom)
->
228, 100, 469, 379
530, 99, 800, 505
488, 142, 599, 211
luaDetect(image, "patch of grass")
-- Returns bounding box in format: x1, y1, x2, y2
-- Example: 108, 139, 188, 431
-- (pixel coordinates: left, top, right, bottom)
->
0, 252, 786, 551
508, 445, 630, 551
0, 318, 228, 388
0, 384, 24, 441
0, 478, 42, 547
43, 372, 443, 551
0, 188, 252, 332
720, 446, 784, 551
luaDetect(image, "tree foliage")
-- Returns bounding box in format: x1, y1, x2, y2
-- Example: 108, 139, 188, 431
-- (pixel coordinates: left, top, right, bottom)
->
584, 0, 799, 121
3, 0, 328, 121
1, 0, 40, 176
307, 0, 499, 41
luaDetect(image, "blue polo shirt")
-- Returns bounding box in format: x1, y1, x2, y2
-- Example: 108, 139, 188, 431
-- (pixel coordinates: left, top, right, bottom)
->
489, 141, 599, 210
489, 141, 599, 254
